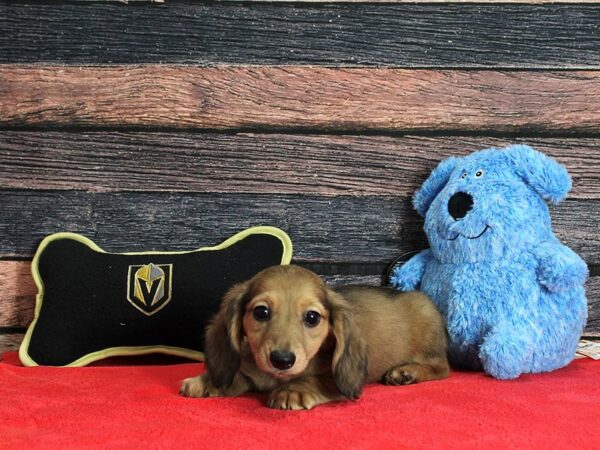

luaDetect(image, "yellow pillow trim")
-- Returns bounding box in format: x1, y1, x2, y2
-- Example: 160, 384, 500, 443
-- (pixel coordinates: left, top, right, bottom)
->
19, 226, 293, 367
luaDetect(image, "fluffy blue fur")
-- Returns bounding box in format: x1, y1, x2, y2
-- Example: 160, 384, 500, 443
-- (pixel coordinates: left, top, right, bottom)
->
391, 145, 588, 379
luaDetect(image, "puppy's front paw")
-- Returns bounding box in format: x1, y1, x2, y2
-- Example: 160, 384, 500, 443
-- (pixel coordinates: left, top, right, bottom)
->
180, 374, 221, 398
268, 388, 319, 410
383, 366, 417, 385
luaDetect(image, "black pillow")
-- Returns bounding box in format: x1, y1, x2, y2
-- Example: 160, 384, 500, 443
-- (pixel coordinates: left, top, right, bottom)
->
19, 227, 292, 366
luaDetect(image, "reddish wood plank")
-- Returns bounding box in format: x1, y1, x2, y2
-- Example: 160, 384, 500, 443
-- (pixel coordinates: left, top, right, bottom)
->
1, 67, 600, 132
0, 261, 36, 329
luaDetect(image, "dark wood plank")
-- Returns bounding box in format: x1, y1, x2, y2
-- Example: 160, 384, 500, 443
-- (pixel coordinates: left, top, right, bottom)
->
320, 274, 383, 287
2, 67, 600, 132
254, 0, 600, 2
0, 191, 423, 260
586, 277, 600, 337
1, 132, 599, 199
0, 191, 598, 263
2, 3, 600, 67
234, 0, 600, 2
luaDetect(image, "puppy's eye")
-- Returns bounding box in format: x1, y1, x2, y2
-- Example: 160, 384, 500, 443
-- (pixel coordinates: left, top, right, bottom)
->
475, 170, 484, 178
304, 311, 321, 328
252, 305, 271, 322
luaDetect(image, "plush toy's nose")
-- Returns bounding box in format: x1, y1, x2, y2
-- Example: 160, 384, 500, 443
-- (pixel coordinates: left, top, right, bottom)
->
448, 192, 474, 220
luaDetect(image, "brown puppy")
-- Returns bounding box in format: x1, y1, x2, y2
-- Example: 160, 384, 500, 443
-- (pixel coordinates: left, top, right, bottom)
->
180, 265, 449, 410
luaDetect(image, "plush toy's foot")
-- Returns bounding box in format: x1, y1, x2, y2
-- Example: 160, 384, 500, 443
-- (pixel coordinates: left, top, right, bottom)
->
479, 328, 534, 380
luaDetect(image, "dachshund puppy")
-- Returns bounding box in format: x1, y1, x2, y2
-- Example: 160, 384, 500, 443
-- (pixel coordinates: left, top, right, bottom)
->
180, 265, 449, 410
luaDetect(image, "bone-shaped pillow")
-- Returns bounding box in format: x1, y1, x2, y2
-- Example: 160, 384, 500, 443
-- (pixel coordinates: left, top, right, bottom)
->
19, 227, 292, 366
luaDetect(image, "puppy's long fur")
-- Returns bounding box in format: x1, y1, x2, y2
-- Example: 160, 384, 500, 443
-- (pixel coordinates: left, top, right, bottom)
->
180, 265, 449, 410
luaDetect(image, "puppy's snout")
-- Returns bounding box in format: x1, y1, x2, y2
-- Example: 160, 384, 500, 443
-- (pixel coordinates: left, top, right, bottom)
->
270, 350, 296, 370
448, 192, 473, 220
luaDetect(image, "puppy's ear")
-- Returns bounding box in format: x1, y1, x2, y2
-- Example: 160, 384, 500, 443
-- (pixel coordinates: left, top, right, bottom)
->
503, 144, 571, 204
327, 289, 367, 400
204, 281, 248, 388
413, 156, 458, 217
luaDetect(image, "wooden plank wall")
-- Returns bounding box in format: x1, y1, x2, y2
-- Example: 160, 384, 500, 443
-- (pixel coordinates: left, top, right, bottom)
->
1, 1, 599, 352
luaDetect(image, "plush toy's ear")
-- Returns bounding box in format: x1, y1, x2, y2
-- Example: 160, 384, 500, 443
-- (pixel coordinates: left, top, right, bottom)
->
413, 157, 458, 217
503, 144, 571, 204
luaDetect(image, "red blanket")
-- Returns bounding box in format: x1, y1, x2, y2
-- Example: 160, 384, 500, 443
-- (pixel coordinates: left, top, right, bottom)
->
1, 352, 599, 449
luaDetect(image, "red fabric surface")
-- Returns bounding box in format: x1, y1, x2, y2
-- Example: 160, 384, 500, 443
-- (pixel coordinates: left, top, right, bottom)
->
1, 352, 599, 449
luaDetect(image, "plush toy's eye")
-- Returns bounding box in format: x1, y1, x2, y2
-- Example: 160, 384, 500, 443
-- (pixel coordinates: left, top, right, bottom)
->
475, 170, 484, 178
460, 172, 467, 179
253, 305, 271, 322
303, 310, 321, 328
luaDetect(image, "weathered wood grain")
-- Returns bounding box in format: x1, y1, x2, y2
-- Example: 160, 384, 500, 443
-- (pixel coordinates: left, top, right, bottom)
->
0, 333, 23, 353
63, 0, 600, 3
1, 265, 598, 336
228, 0, 600, 2
0, 261, 36, 329
586, 277, 600, 337
0, 191, 423, 260
20, 0, 600, 3
1, 132, 599, 200
320, 274, 383, 287
2, 3, 600, 67
0, 191, 598, 262
259, 0, 600, 2
2, 67, 600, 133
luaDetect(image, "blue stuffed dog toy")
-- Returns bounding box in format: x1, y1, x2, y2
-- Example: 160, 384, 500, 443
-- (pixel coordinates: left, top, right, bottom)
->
390, 145, 588, 379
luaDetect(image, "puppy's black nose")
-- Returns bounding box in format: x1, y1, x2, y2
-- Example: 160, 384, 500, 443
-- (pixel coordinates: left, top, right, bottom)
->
448, 192, 474, 220
270, 350, 296, 370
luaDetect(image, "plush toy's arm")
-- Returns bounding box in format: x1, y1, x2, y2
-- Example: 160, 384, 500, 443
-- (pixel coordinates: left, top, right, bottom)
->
389, 249, 433, 292
533, 240, 588, 292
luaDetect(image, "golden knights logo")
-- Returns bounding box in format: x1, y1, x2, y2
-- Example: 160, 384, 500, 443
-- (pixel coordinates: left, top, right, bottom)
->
127, 263, 173, 316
